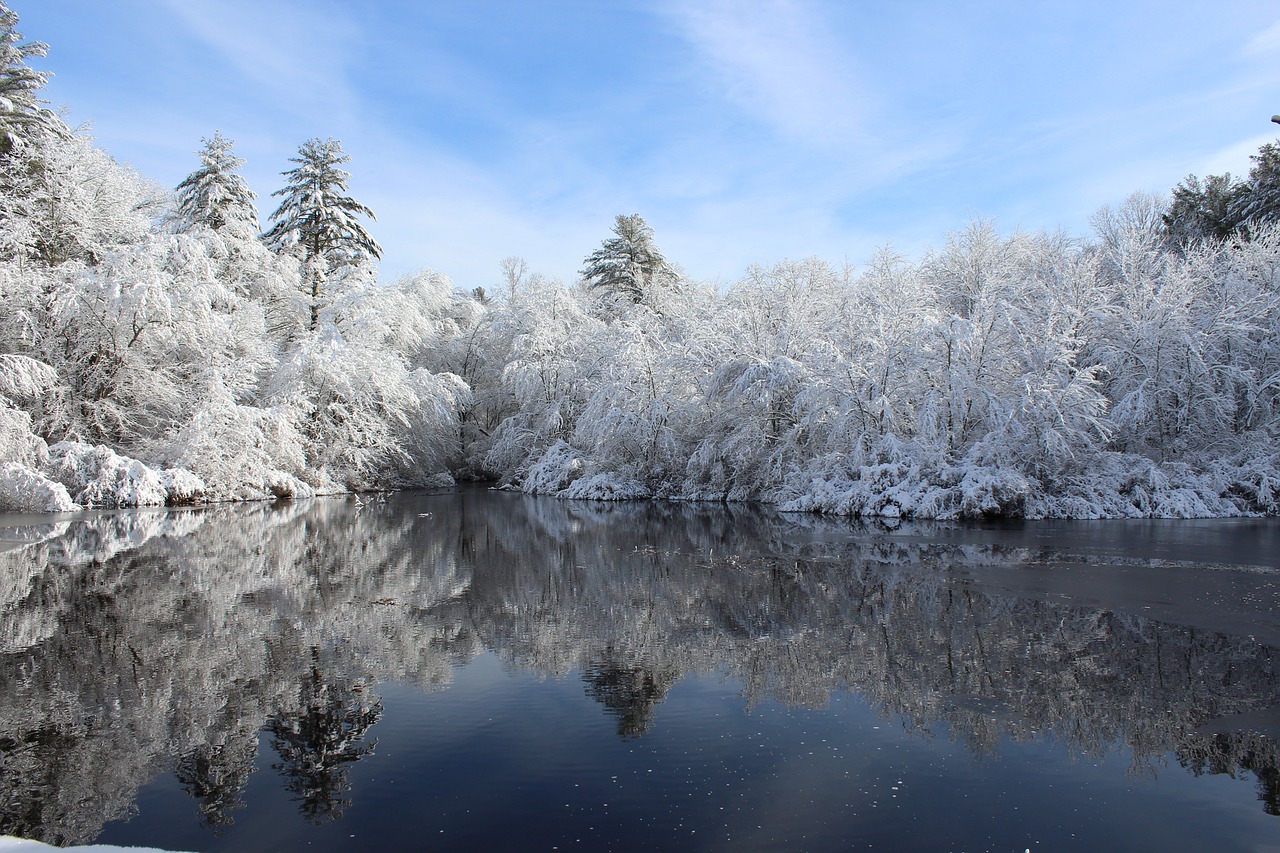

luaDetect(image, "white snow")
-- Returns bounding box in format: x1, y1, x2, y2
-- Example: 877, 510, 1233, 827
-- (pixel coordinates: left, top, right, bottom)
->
46, 441, 174, 509
0, 838, 191, 853
0, 462, 78, 512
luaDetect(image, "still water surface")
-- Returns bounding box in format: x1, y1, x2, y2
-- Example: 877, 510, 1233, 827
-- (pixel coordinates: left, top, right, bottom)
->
2, 487, 1280, 851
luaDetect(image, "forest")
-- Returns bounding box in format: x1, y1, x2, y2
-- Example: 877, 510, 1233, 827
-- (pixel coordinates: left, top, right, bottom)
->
2, 2, 1280, 518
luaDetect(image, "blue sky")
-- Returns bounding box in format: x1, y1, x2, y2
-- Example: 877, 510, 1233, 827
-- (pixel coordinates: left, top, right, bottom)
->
16, 0, 1280, 290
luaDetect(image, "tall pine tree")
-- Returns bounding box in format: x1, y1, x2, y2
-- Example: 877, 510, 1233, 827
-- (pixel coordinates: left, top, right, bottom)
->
1231, 140, 1280, 231
173, 131, 259, 236
580, 213, 677, 308
0, 1, 67, 156
1162, 172, 1242, 246
263, 138, 380, 331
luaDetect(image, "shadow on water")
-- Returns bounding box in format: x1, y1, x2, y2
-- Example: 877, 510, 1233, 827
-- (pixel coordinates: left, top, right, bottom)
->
2, 486, 1280, 844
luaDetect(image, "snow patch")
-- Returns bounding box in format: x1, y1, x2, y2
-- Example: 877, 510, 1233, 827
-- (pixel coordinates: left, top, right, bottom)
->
0, 837, 191, 853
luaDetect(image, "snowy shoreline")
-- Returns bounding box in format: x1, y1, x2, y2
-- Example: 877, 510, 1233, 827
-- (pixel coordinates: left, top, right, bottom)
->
4, 442, 1276, 521
0, 838, 190, 853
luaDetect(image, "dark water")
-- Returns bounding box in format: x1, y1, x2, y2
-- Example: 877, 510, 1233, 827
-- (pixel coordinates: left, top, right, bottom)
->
2, 487, 1280, 852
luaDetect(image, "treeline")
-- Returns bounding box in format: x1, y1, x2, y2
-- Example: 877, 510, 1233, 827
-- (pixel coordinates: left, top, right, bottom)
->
1, 2, 1279, 517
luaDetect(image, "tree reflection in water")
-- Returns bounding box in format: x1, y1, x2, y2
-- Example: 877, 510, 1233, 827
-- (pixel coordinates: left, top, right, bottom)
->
173, 735, 256, 830
582, 651, 680, 739
267, 655, 382, 824
1, 488, 1279, 843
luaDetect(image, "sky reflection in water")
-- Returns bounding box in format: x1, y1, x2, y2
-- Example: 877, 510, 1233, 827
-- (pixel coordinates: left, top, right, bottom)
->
2, 487, 1280, 851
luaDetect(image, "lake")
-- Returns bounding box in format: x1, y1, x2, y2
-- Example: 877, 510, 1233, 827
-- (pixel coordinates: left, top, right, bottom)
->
2, 486, 1280, 851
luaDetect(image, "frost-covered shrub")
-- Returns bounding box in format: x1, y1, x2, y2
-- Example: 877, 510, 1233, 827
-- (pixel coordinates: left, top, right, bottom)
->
0, 354, 57, 467
156, 387, 308, 502
417, 471, 457, 491
560, 472, 651, 501
521, 440, 588, 494
778, 439, 1030, 520
160, 467, 207, 506
45, 440, 171, 508
515, 441, 650, 500
937, 463, 1033, 519
1219, 452, 1280, 514
0, 462, 77, 512
0, 397, 45, 468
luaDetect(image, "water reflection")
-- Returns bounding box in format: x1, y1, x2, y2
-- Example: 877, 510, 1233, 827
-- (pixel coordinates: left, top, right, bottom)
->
582, 654, 680, 740
267, 660, 382, 825
1, 489, 1279, 844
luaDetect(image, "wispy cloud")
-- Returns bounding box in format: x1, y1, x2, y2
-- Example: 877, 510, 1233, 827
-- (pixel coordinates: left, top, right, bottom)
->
21, 0, 1280, 288
157, 0, 362, 124
1201, 133, 1274, 178
659, 0, 874, 152
1240, 18, 1280, 57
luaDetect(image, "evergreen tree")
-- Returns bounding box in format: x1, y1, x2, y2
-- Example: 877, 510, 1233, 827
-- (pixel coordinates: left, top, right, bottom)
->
1230, 140, 1280, 231
0, 1, 67, 156
580, 213, 677, 306
173, 131, 259, 236
263, 138, 380, 330
1162, 172, 1243, 246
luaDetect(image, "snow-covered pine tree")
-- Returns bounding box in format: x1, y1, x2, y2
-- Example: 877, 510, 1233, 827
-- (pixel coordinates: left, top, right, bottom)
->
580, 213, 677, 308
262, 138, 380, 331
0, 1, 67, 156
1230, 140, 1280, 233
173, 131, 259, 237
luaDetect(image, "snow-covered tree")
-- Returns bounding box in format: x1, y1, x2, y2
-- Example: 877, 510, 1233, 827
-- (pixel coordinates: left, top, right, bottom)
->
1231, 140, 1280, 232
580, 214, 678, 308
498, 255, 528, 301
0, 351, 55, 466
793, 248, 924, 464
567, 313, 703, 498
1091, 192, 1169, 292
916, 220, 1032, 454
263, 323, 467, 490
41, 231, 276, 451
482, 277, 603, 484
0, 132, 163, 267
5, 0, 1280, 519
173, 131, 259, 237
263, 138, 380, 331
0, 1, 67, 156
156, 384, 310, 502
